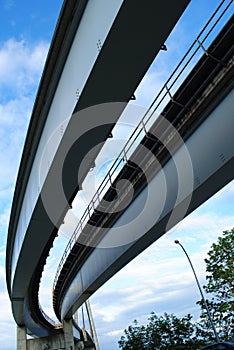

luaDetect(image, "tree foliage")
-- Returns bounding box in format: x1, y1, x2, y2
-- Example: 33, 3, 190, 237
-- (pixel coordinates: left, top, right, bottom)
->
118, 313, 206, 349
197, 228, 234, 341
118, 228, 234, 348
205, 229, 234, 297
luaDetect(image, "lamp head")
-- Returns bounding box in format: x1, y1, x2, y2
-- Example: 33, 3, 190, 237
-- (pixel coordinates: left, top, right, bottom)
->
174, 240, 180, 244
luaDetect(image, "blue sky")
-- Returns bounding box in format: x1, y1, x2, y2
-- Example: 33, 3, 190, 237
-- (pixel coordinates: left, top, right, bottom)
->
0, 1, 233, 349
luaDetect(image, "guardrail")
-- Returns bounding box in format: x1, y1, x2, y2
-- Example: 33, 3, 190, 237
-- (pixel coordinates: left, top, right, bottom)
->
53, 0, 233, 289
39, 304, 62, 328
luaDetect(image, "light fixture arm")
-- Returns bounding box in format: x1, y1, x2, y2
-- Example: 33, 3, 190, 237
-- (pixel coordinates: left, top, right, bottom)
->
174, 240, 220, 343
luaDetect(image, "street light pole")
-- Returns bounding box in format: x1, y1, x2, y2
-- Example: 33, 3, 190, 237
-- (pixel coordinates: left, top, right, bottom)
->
85, 299, 100, 350
174, 240, 220, 343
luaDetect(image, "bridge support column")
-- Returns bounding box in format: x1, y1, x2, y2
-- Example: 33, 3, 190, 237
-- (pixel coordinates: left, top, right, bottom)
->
63, 319, 75, 350
17, 326, 27, 350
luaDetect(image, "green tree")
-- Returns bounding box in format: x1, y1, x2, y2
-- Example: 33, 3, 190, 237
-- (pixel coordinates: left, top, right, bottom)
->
118, 319, 147, 350
118, 313, 206, 350
118, 229, 234, 349
197, 228, 234, 341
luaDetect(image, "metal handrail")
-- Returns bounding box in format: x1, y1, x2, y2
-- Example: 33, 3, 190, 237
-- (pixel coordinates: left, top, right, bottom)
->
53, 0, 233, 289
39, 304, 62, 328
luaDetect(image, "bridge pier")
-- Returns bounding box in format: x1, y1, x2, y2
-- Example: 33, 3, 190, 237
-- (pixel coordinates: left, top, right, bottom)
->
16, 323, 79, 350
17, 326, 27, 350
63, 319, 75, 350
17, 321, 95, 350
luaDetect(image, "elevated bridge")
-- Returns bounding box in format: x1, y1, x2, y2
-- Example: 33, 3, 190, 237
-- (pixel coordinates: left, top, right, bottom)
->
6, 0, 233, 349
53, 12, 234, 320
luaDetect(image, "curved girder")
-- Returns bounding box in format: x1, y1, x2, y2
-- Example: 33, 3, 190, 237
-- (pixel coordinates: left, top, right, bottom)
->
6, 0, 191, 337
54, 14, 234, 319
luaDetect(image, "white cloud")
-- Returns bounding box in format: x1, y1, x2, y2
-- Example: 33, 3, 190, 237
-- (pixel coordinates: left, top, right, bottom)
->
3, 0, 14, 11
0, 38, 49, 96
0, 186, 13, 202
0, 38, 49, 193
0, 267, 16, 349
0, 207, 11, 234
134, 68, 167, 107
0, 37, 49, 347
91, 254, 204, 323
0, 99, 32, 189
106, 329, 124, 337
177, 212, 234, 234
